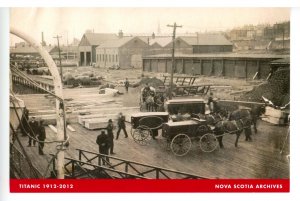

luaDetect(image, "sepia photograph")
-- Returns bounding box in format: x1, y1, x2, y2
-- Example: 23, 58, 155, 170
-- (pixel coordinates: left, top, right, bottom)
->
9, 7, 290, 191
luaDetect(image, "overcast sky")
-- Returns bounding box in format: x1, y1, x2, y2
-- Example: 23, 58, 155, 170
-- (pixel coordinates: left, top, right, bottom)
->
10, 8, 290, 46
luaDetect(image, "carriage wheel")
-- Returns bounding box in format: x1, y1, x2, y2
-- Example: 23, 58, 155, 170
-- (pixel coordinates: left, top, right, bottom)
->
170, 134, 192, 156
132, 126, 152, 146
199, 133, 218, 153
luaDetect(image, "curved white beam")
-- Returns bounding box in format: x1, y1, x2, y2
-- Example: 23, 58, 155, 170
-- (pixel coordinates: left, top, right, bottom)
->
10, 27, 65, 179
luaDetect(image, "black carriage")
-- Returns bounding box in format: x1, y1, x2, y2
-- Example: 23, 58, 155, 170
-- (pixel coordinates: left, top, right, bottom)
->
166, 99, 206, 121
131, 112, 169, 145
162, 118, 218, 156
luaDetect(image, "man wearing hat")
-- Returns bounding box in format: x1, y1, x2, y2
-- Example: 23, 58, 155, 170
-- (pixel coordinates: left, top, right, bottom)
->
116, 112, 128, 140
106, 119, 115, 154
28, 116, 38, 147
96, 130, 110, 165
37, 120, 46, 155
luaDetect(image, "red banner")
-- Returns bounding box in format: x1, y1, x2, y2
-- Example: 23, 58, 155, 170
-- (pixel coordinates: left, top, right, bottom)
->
10, 179, 289, 193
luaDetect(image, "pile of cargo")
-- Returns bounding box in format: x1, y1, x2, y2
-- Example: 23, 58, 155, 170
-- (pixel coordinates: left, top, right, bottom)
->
131, 77, 164, 88
63, 72, 102, 87
239, 68, 289, 107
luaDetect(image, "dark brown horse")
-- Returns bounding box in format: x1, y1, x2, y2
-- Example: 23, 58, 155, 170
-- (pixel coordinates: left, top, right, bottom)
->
213, 118, 252, 148
229, 105, 265, 134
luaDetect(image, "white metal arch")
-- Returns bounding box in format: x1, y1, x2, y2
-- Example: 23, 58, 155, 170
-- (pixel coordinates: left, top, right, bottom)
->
10, 27, 65, 179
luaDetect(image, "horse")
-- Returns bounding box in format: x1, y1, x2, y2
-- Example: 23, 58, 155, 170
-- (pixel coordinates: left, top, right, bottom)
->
213, 118, 252, 148
229, 105, 265, 134
153, 94, 165, 112
145, 95, 155, 112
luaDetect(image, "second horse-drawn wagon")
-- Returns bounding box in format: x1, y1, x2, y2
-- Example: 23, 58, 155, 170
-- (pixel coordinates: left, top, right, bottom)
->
162, 118, 218, 156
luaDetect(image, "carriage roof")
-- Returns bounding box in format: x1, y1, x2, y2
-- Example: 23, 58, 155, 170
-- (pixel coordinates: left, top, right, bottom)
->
131, 112, 169, 118
166, 99, 205, 104
164, 120, 201, 126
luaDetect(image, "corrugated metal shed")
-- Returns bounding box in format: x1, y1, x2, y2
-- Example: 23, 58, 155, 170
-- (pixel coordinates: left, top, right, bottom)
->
143, 53, 289, 59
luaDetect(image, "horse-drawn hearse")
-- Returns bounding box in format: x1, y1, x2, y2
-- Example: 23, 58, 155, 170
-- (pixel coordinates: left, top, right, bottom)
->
131, 97, 266, 156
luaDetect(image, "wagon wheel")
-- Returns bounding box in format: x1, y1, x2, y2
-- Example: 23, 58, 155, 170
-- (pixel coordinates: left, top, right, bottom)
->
170, 134, 192, 156
199, 133, 218, 153
132, 125, 152, 146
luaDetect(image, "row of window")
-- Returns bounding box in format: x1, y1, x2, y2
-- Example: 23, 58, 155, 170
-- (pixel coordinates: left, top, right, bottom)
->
96, 54, 118, 63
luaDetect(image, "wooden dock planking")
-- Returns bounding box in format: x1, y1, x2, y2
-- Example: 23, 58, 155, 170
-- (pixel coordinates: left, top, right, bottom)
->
13, 87, 289, 179
14, 119, 289, 179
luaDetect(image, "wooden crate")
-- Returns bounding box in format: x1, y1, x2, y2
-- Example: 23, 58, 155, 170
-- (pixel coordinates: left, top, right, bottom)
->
84, 118, 109, 130
262, 116, 286, 125
265, 106, 289, 119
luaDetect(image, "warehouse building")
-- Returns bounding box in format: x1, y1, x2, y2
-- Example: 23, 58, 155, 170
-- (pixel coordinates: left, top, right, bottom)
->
142, 53, 288, 79
163, 34, 233, 54
78, 33, 119, 66
95, 36, 148, 68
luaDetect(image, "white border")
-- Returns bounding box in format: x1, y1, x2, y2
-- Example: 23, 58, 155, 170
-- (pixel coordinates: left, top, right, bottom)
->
0, 0, 300, 7
1, 3, 300, 201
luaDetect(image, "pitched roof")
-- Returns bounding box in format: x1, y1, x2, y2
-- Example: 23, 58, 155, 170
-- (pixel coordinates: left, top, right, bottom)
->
96, 37, 135, 48
179, 34, 232, 46
149, 37, 172, 47
96, 37, 147, 49
81, 33, 119, 46
143, 53, 288, 59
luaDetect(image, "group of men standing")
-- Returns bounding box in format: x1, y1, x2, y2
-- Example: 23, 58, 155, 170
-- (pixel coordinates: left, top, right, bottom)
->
20, 109, 46, 155
96, 112, 128, 165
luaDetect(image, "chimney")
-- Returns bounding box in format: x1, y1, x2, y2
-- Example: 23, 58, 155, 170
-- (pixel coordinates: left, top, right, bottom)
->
118, 30, 123, 38
41, 32, 46, 46
152, 32, 155, 39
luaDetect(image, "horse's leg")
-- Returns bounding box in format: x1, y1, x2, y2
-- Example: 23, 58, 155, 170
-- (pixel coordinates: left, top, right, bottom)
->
217, 135, 224, 149
235, 133, 241, 147
253, 119, 257, 134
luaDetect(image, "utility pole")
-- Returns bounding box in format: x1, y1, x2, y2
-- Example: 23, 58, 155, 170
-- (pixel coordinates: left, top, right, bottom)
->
282, 26, 285, 50
167, 22, 182, 100
53, 35, 63, 82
